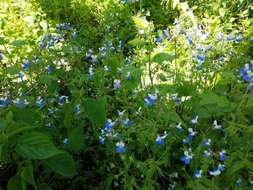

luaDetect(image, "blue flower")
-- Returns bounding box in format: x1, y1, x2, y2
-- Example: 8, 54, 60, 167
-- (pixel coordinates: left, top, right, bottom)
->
37, 98, 45, 109
63, 138, 69, 145
235, 35, 243, 43
22, 59, 30, 69
209, 168, 221, 176
58, 95, 68, 106
116, 141, 125, 153
186, 36, 193, 45
239, 63, 253, 83
144, 93, 158, 107
105, 119, 115, 133
204, 149, 212, 158
75, 104, 81, 115
91, 55, 97, 64
113, 79, 121, 89
203, 138, 211, 146
126, 72, 132, 80
0, 97, 8, 108
163, 29, 171, 40
88, 65, 94, 80
213, 120, 222, 130
175, 122, 184, 132
227, 35, 235, 41
123, 118, 132, 127
197, 54, 205, 63
156, 131, 168, 146
219, 150, 226, 162
13, 98, 22, 108
194, 170, 202, 178
190, 116, 198, 124
250, 37, 253, 43
47, 65, 52, 74
156, 33, 163, 43
209, 163, 225, 176
19, 72, 25, 81
250, 180, 253, 188
180, 149, 193, 165
188, 128, 197, 141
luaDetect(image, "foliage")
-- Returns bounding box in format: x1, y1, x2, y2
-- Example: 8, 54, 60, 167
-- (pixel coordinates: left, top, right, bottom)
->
0, 0, 253, 189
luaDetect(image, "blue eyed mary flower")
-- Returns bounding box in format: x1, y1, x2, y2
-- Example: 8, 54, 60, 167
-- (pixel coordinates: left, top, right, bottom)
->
204, 149, 212, 158
13, 98, 22, 108
91, 55, 97, 64
88, 65, 94, 80
250, 37, 253, 43
126, 72, 132, 80
113, 79, 121, 90
63, 138, 69, 145
37, 98, 45, 109
123, 118, 132, 127
180, 149, 193, 165
196, 54, 205, 63
176, 122, 184, 132
58, 95, 68, 106
209, 163, 225, 176
22, 59, 30, 69
156, 131, 168, 146
194, 170, 202, 178
190, 115, 198, 124
250, 181, 253, 188
219, 150, 226, 162
116, 141, 125, 153
46, 65, 52, 74
203, 139, 211, 146
105, 119, 115, 133
0, 97, 8, 108
144, 93, 158, 107
75, 104, 81, 115
188, 128, 197, 141
213, 120, 222, 130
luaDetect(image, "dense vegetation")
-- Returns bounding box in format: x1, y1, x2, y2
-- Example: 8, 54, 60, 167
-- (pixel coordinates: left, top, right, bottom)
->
0, 0, 253, 189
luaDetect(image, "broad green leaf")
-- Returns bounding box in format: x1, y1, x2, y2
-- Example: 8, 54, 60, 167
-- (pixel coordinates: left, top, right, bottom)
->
44, 153, 76, 177
128, 38, 146, 47
7, 174, 25, 190
21, 162, 37, 190
152, 52, 174, 64
84, 96, 106, 126
11, 40, 27, 47
16, 132, 63, 159
219, 8, 225, 18
68, 126, 85, 151
4, 66, 20, 75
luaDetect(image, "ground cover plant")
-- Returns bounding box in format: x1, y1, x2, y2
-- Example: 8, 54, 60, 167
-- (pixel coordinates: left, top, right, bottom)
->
0, 0, 253, 189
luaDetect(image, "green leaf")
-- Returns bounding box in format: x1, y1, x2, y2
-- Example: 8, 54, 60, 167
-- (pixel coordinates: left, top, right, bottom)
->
4, 66, 20, 75
84, 96, 107, 126
44, 153, 76, 177
0, 37, 8, 45
38, 184, 52, 190
21, 162, 37, 190
11, 40, 27, 47
128, 38, 146, 47
68, 126, 85, 151
7, 174, 25, 190
16, 132, 63, 159
172, 0, 179, 9
219, 8, 225, 18
152, 52, 175, 64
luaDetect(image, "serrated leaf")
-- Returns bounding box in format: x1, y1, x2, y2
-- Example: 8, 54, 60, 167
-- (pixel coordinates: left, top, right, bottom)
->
16, 132, 63, 159
44, 153, 76, 177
